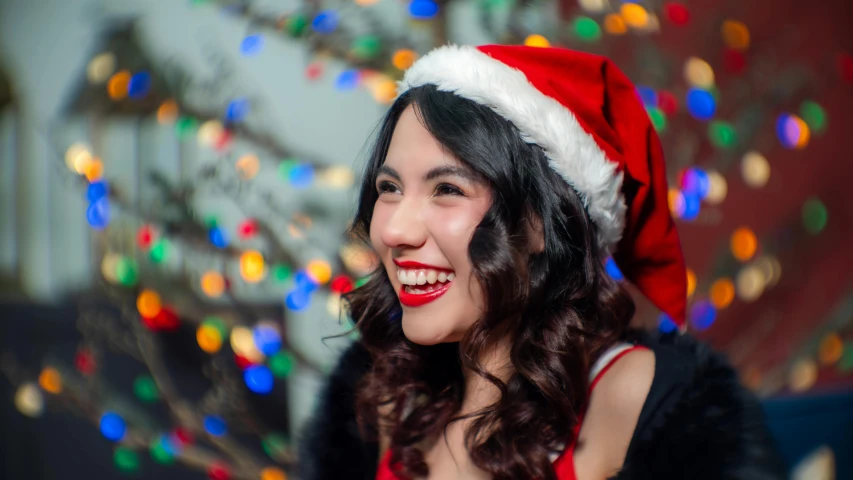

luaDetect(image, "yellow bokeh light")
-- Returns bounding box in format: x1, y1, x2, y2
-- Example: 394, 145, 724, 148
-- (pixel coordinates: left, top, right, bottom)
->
157, 100, 179, 125
15, 383, 44, 418
736, 264, 765, 302
260, 466, 288, 480
236, 154, 260, 180
307, 259, 333, 285
101, 252, 120, 283
372, 79, 398, 104
705, 170, 727, 205
107, 70, 131, 100
198, 120, 224, 147
392, 49, 418, 70
327, 292, 345, 318
340, 243, 379, 277
620, 3, 649, 28
231, 326, 265, 362
524, 34, 550, 48
137, 289, 162, 318
789, 359, 817, 393
65, 143, 90, 171
741, 151, 770, 188
684, 57, 715, 89
667, 188, 685, 217
604, 14, 627, 35
240, 250, 266, 283
818, 333, 843, 366
686, 268, 696, 298
38, 367, 62, 394
197, 325, 223, 354
730, 227, 758, 262
87, 52, 116, 84
754, 255, 782, 287
201, 271, 225, 297
709, 278, 735, 309
578, 0, 607, 13
721, 20, 750, 51
85, 158, 104, 182
317, 166, 355, 189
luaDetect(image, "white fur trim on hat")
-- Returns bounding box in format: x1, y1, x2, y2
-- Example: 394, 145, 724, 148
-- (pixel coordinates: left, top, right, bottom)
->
397, 45, 626, 254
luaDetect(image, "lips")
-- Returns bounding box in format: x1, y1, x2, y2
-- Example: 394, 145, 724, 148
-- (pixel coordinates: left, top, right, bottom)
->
393, 259, 454, 307
398, 281, 452, 307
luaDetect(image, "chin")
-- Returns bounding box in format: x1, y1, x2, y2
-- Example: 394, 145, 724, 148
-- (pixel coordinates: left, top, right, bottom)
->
401, 315, 457, 346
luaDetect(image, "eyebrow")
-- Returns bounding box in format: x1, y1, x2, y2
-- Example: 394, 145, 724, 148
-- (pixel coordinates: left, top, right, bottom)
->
377, 164, 482, 183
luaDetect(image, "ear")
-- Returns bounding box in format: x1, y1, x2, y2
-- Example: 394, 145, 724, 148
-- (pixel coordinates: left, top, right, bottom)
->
526, 213, 545, 254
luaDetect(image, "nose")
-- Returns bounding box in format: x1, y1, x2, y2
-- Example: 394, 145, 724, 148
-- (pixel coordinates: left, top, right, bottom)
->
379, 196, 428, 250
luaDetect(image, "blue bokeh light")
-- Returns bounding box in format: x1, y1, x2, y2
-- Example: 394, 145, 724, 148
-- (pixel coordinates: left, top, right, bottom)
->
252, 324, 282, 356
604, 257, 624, 281
87, 198, 110, 229
294, 270, 319, 293
225, 98, 250, 123
681, 168, 710, 199
128, 72, 152, 99
334, 70, 360, 91
285, 289, 311, 311
409, 0, 439, 19
658, 314, 678, 334
240, 34, 264, 56
209, 227, 228, 248
636, 86, 657, 107
244, 365, 274, 394
686, 88, 716, 121
203, 415, 227, 436
311, 11, 339, 34
689, 300, 717, 331
100, 411, 127, 442
681, 193, 701, 221
87, 180, 109, 202
288, 164, 315, 188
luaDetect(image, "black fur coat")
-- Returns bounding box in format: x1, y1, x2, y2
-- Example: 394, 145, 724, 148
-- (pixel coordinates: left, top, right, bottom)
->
297, 331, 786, 479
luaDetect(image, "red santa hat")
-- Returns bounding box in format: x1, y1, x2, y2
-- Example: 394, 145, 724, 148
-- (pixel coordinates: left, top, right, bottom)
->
398, 44, 688, 327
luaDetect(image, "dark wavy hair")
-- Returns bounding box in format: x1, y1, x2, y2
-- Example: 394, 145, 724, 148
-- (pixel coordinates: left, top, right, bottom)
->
342, 84, 635, 480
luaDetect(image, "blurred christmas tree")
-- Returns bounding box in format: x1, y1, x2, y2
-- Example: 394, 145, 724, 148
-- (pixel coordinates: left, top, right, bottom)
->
3, 0, 852, 478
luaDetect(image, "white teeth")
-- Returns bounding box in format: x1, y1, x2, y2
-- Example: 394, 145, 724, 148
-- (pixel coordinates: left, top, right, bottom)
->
395, 268, 455, 286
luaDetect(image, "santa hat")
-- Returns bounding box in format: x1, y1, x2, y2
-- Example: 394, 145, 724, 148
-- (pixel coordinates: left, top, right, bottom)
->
398, 44, 687, 327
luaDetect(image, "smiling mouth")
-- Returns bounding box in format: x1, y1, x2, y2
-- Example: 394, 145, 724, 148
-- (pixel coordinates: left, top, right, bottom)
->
396, 268, 455, 307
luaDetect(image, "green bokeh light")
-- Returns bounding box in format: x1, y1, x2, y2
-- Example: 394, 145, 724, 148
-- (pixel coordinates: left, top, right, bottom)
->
799, 100, 827, 134
708, 121, 736, 149
802, 197, 828, 234
133, 375, 160, 403
148, 239, 168, 264
114, 447, 140, 473
272, 264, 292, 283
269, 351, 295, 378
116, 257, 139, 287
573, 16, 601, 42
647, 107, 667, 133
351, 35, 381, 60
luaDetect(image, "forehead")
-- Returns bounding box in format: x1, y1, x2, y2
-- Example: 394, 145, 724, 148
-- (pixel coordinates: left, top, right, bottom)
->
383, 105, 463, 173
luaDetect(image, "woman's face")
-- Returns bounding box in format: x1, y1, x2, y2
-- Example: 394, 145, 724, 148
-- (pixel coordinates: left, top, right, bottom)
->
370, 105, 492, 345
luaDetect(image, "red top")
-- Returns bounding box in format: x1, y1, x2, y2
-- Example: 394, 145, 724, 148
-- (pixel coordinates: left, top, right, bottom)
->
376, 344, 647, 480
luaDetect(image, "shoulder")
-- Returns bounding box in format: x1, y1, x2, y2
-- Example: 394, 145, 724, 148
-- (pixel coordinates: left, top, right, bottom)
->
573, 347, 654, 478
591, 347, 655, 410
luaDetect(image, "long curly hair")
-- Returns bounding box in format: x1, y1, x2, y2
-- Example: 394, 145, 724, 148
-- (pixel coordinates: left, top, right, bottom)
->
343, 85, 635, 479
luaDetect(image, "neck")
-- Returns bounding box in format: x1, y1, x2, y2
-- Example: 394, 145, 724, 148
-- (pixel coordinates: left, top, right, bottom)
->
459, 335, 514, 415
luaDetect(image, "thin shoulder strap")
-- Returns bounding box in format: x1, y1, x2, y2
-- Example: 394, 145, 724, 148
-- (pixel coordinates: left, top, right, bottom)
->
588, 343, 647, 393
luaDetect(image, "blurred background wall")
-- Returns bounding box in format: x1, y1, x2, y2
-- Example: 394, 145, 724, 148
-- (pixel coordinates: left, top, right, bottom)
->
1, 0, 852, 478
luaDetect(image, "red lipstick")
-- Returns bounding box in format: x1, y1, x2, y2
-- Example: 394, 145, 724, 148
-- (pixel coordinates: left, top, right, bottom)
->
393, 259, 455, 307
398, 282, 452, 307
392, 259, 454, 272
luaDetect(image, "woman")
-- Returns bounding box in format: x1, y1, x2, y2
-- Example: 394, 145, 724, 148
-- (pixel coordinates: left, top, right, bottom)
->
300, 45, 783, 479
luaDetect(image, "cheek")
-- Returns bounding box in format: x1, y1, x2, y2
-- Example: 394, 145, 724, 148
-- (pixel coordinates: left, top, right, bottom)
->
369, 204, 389, 251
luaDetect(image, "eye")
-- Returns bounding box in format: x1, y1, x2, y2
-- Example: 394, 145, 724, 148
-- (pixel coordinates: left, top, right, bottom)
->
376, 180, 399, 194
434, 183, 465, 196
